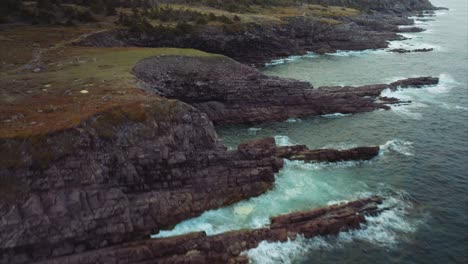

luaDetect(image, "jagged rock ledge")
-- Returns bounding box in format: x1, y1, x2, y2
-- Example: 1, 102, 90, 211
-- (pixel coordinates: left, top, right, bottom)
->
0, 98, 279, 264
133, 55, 439, 125
37, 196, 385, 264
390, 48, 434, 53
76, 0, 442, 65
240, 137, 380, 163
0, 96, 382, 264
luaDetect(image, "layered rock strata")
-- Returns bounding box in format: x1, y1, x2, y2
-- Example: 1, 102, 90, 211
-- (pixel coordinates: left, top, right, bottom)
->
0, 99, 284, 264
133, 55, 439, 125
37, 196, 384, 264
77, 0, 439, 65
240, 137, 380, 162
0, 97, 383, 264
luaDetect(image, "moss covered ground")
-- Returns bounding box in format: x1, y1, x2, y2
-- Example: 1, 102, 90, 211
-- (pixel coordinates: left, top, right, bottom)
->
0, 24, 218, 139
0, 2, 359, 140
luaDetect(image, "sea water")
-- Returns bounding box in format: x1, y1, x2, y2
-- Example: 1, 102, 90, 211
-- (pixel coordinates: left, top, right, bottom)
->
155, 0, 468, 263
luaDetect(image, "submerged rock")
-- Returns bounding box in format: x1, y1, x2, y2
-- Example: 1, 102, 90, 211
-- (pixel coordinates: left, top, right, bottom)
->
389, 48, 434, 53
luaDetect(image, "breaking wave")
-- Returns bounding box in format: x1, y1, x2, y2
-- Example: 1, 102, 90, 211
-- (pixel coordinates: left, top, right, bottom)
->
274, 135, 294, 146
380, 73, 461, 119
380, 139, 415, 156
321, 113, 352, 118
246, 192, 426, 264
153, 157, 397, 239
248, 127, 263, 134
265, 52, 318, 67
325, 49, 386, 57
286, 117, 302, 123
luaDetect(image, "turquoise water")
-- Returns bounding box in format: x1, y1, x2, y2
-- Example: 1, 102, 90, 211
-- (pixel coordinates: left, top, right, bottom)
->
155, 0, 468, 263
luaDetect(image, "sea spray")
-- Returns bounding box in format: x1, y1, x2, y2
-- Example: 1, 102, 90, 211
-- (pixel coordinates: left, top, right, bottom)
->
265, 52, 318, 67
248, 127, 263, 134
274, 135, 294, 146
379, 139, 415, 157
321, 113, 352, 118
155, 158, 385, 238
325, 49, 386, 57
381, 73, 461, 118
246, 192, 426, 264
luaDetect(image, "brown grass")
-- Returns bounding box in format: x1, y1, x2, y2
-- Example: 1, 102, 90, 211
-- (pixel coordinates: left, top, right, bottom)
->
0, 25, 219, 139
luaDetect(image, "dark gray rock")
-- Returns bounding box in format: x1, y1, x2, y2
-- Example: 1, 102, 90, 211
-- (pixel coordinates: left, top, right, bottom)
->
133, 55, 439, 125
36, 196, 385, 264
0, 99, 283, 263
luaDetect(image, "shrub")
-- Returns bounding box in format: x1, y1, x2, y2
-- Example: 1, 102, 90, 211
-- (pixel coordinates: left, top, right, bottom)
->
175, 21, 194, 34
195, 16, 207, 25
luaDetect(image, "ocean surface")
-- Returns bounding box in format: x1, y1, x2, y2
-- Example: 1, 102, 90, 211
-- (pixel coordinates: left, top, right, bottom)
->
155, 0, 468, 263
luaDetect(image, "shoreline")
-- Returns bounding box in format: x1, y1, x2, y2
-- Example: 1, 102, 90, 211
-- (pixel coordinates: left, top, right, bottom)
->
0, 1, 446, 263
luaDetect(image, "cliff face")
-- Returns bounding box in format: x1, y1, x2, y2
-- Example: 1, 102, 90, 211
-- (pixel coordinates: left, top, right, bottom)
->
0, 98, 283, 263
321, 0, 437, 13
79, 16, 406, 66
77, 0, 438, 66
133, 55, 438, 125
36, 196, 385, 264
0, 50, 438, 263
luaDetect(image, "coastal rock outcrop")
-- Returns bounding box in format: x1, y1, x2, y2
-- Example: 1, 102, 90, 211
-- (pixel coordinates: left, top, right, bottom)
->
390, 48, 434, 53
77, 0, 439, 65
133, 55, 439, 125
78, 16, 404, 66
0, 97, 383, 264
36, 196, 385, 264
239, 137, 380, 162
0, 98, 285, 264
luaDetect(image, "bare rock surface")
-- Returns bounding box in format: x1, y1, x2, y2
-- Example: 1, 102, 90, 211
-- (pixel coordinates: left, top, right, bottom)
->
0, 99, 284, 264
133, 55, 439, 125
37, 197, 385, 264
77, 0, 440, 66
239, 137, 380, 162
0, 98, 382, 263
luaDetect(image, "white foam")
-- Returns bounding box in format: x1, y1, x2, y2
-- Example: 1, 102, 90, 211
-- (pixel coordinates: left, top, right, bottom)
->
284, 159, 367, 171
455, 105, 468, 111
153, 158, 373, 239
248, 127, 263, 134
388, 15, 443, 52
325, 49, 385, 57
387, 102, 425, 120
274, 135, 294, 146
387, 38, 442, 52
265, 52, 318, 67
321, 142, 358, 150
380, 139, 415, 156
321, 113, 352, 118
246, 193, 425, 264
426, 73, 458, 94
286, 117, 302, 123
380, 74, 461, 118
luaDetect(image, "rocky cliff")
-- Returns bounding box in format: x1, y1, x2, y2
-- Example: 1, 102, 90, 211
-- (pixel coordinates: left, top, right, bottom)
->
35, 196, 385, 264
78, 15, 406, 66
316, 0, 437, 13
0, 98, 285, 263
0, 94, 384, 263
77, 0, 439, 65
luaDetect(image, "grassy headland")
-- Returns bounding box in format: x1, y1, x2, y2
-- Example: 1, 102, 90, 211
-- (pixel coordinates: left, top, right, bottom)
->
0, 0, 360, 139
